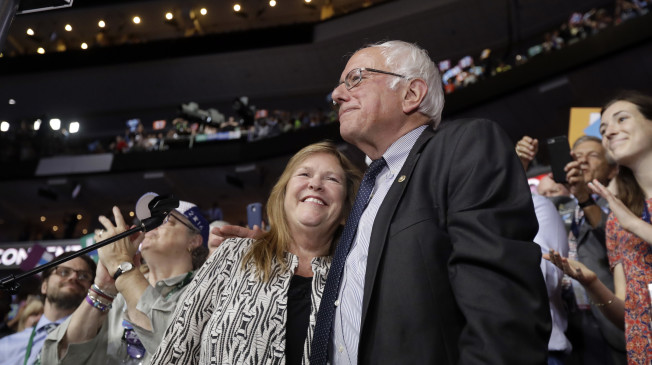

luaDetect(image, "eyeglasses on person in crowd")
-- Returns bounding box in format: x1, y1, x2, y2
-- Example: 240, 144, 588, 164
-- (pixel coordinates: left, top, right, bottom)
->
163, 212, 199, 233
52, 266, 93, 283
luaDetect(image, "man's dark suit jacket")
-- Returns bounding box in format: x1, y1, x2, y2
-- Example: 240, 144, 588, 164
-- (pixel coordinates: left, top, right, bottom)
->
357, 119, 552, 364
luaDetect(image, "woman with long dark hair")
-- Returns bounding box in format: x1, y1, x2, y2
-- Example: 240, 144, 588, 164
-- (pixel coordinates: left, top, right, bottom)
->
547, 90, 652, 364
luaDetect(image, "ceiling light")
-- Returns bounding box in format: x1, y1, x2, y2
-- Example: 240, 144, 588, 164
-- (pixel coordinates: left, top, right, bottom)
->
269, 0, 276, 6
133, 16, 141, 24
98, 20, 106, 28
129, 211, 135, 217
64, 24, 72, 31
82, 228, 88, 234
40, 216, 46, 222
37, 47, 45, 54
77, 214, 82, 220
234, 4, 241, 12
34, 119, 41, 130
69, 121, 80, 133
49, 118, 61, 130
52, 226, 58, 232
81, 42, 88, 49
26, 28, 34, 36
8, 99, 15, 105
165, 12, 173, 20
0, 121, 8, 132
200, 8, 207, 15
305, 0, 311, 3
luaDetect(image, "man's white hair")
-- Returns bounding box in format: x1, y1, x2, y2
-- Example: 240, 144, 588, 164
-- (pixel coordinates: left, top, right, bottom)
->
364, 40, 445, 127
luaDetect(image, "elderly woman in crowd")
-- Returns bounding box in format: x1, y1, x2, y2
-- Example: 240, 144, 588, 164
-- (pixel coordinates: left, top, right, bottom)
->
150, 141, 361, 364
41, 197, 209, 364
547, 91, 652, 364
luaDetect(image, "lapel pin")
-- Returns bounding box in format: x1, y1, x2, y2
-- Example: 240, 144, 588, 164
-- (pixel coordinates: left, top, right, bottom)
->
398, 175, 406, 183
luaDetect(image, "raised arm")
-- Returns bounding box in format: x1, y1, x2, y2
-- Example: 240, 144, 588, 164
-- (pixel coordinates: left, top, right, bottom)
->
590, 179, 652, 243
515, 135, 538, 171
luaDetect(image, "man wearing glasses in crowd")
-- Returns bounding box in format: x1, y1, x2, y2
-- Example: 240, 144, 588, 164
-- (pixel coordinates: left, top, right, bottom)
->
0, 253, 95, 365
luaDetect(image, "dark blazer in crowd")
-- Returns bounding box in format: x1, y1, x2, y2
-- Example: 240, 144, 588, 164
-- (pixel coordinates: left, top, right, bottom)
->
357, 119, 551, 364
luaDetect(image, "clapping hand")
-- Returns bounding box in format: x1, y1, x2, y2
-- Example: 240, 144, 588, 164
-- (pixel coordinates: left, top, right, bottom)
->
589, 179, 641, 232
543, 249, 597, 286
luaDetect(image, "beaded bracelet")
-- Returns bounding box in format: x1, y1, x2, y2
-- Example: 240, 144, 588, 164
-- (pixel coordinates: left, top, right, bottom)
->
86, 294, 112, 312
91, 284, 116, 300
590, 295, 616, 307
87, 291, 112, 306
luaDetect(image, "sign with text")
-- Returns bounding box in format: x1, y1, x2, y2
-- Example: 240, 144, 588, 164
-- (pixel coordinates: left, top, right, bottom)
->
0, 240, 82, 269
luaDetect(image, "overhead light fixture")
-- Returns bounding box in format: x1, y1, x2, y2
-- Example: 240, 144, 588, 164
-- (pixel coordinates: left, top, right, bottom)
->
133, 16, 141, 24
69, 121, 80, 133
34, 119, 41, 130
81, 42, 88, 49
98, 20, 106, 28
8, 99, 16, 105
52, 226, 58, 232
37, 47, 45, 54
0, 121, 9, 132
49, 118, 61, 130
305, 0, 311, 3
26, 28, 35, 36
64, 24, 72, 31
269, 0, 276, 6
165, 12, 173, 20
200, 8, 207, 15
76, 214, 82, 220
82, 228, 88, 234
233, 4, 241, 12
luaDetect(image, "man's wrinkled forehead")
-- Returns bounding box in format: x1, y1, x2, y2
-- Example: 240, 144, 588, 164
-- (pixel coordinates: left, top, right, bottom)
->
573, 140, 608, 161
342, 48, 385, 75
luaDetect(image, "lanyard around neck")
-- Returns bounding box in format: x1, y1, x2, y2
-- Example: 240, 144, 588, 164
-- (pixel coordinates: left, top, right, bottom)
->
164, 271, 193, 300
23, 324, 38, 365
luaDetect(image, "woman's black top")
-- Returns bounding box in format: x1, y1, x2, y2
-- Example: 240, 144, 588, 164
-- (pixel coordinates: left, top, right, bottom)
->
285, 274, 313, 365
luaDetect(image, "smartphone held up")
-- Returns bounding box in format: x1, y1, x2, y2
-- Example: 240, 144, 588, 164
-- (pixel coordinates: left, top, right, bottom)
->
247, 202, 263, 229
546, 136, 572, 183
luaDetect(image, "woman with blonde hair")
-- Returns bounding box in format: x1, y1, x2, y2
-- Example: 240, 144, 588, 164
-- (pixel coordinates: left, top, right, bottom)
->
151, 141, 362, 364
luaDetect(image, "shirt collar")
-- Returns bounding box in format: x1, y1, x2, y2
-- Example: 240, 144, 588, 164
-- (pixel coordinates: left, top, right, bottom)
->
35, 312, 68, 330
370, 125, 427, 176
156, 271, 193, 288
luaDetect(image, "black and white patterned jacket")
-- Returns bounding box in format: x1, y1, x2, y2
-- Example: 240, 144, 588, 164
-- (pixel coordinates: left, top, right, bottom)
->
151, 237, 331, 364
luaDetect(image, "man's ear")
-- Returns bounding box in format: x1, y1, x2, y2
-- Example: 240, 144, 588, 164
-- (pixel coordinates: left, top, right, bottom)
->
402, 78, 428, 114
41, 279, 48, 296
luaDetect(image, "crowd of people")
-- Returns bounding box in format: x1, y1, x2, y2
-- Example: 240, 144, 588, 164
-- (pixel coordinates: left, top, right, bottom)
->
0, 36, 651, 365
1, 1, 649, 164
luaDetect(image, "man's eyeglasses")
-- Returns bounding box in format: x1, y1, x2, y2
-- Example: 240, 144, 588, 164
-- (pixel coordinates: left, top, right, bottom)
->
339, 67, 407, 91
163, 212, 199, 233
53, 266, 93, 283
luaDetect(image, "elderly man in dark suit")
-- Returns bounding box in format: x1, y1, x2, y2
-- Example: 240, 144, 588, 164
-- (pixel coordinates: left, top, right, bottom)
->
309, 40, 551, 364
